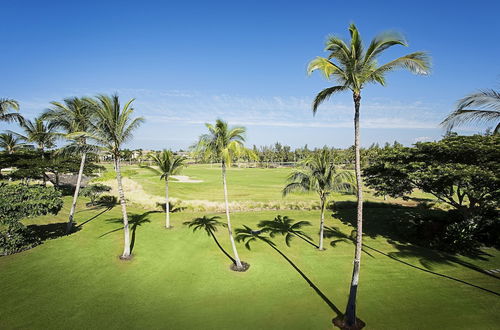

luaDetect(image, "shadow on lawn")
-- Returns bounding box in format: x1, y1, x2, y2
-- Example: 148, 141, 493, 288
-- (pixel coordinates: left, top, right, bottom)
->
76, 205, 114, 228
235, 226, 343, 317
326, 214, 500, 297
27, 222, 81, 242
100, 211, 159, 253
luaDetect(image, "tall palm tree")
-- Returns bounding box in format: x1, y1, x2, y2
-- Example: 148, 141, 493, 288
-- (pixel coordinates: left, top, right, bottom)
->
0, 98, 23, 124
308, 23, 431, 327
258, 215, 316, 248
148, 150, 186, 228
196, 119, 250, 270
184, 215, 236, 264
0, 132, 25, 154
42, 97, 96, 232
87, 94, 144, 259
441, 89, 500, 134
283, 149, 355, 250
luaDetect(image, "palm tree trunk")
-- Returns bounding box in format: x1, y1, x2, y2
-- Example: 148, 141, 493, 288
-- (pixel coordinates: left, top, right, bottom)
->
165, 178, 170, 228
319, 197, 326, 250
67, 152, 86, 233
222, 161, 243, 269
344, 92, 364, 327
115, 156, 131, 259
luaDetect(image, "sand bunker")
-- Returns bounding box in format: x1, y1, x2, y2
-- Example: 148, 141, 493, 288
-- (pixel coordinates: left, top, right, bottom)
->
171, 175, 203, 183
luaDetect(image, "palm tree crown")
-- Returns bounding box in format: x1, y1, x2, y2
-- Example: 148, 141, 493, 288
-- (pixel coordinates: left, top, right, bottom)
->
0, 132, 25, 154
196, 119, 247, 165
283, 148, 356, 199
17, 116, 58, 150
149, 150, 186, 181
441, 89, 500, 134
0, 98, 23, 124
88, 94, 144, 156
308, 23, 431, 111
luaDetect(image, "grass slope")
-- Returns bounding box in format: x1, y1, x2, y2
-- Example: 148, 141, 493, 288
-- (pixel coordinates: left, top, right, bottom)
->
0, 195, 499, 329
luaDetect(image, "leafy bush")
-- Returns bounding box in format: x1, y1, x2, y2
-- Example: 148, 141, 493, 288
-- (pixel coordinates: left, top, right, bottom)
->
81, 184, 111, 205
97, 195, 117, 207
0, 184, 63, 255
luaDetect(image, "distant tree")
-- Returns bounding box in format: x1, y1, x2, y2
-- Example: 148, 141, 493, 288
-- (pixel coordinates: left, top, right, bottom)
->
283, 148, 356, 250
0, 132, 25, 154
195, 119, 254, 270
441, 89, 500, 134
308, 23, 430, 327
87, 94, 144, 259
147, 150, 186, 228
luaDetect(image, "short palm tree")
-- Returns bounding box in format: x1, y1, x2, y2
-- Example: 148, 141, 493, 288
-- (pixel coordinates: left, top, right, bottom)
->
42, 97, 96, 232
0, 98, 23, 124
0, 132, 25, 154
195, 119, 250, 270
15, 116, 58, 184
148, 150, 186, 228
441, 89, 500, 134
184, 215, 236, 264
308, 23, 430, 327
258, 215, 316, 248
87, 94, 144, 259
17, 116, 57, 152
283, 149, 356, 250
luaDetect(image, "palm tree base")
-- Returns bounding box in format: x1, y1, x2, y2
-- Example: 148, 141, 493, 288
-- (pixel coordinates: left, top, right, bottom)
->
230, 261, 250, 272
332, 315, 365, 330
165, 226, 173, 230
119, 254, 133, 261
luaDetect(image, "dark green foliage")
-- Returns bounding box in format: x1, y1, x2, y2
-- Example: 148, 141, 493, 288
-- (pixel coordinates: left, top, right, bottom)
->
0, 184, 63, 255
364, 134, 500, 251
81, 183, 111, 205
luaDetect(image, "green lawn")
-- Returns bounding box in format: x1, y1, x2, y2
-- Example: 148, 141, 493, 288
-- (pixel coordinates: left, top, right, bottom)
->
96, 164, 436, 205
0, 192, 499, 329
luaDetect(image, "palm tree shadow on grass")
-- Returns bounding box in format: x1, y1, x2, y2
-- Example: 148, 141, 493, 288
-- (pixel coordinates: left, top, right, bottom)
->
331, 203, 499, 280
26, 222, 81, 242
75, 205, 114, 228
183, 215, 237, 266
99, 211, 158, 254
325, 226, 500, 297
235, 225, 343, 317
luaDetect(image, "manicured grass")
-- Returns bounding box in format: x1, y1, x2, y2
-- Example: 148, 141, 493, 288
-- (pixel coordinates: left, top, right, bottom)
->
97, 164, 436, 205
0, 196, 499, 329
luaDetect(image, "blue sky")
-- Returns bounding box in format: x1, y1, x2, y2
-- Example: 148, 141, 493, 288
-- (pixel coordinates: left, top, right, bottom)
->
2, 0, 499, 150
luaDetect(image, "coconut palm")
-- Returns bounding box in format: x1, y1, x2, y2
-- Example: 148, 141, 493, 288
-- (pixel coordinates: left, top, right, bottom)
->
308, 23, 430, 327
441, 89, 500, 134
42, 97, 96, 232
283, 149, 355, 250
258, 215, 316, 248
87, 94, 144, 259
196, 119, 251, 270
0, 132, 25, 154
0, 98, 23, 124
147, 150, 186, 228
184, 215, 236, 264
17, 116, 57, 152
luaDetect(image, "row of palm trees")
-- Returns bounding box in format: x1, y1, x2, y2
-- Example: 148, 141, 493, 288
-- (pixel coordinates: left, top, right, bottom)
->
1, 95, 144, 259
